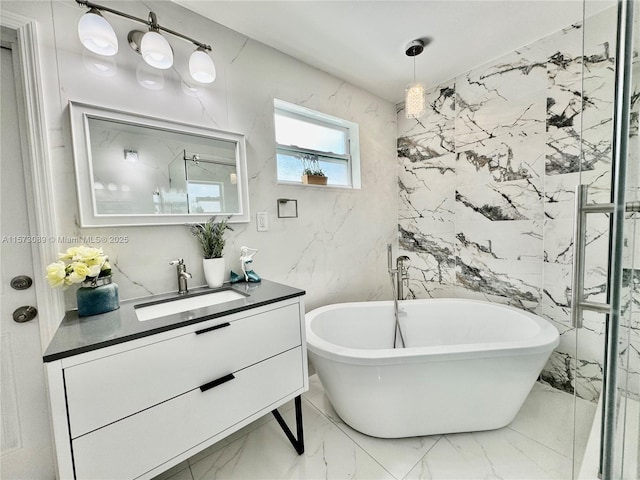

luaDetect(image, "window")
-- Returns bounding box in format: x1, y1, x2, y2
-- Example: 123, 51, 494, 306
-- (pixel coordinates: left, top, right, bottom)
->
187, 181, 223, 213
274, 99, 361, 188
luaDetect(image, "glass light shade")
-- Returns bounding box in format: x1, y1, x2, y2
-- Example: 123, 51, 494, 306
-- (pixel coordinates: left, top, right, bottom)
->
189, 49, 216, 83
78, 10, 118, 56
405, 82, 426, 119
140, 31, 173, 69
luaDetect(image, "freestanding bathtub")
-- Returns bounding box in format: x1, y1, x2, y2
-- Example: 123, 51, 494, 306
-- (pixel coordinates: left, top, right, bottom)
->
305, 298, 559, 438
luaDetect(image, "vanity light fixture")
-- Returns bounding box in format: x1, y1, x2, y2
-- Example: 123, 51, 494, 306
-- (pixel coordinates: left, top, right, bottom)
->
75, 0, 216, 83
77, 7, 118, 56
128, 12, 173, 71
189, 47, 217, 83
404, 39, 426, 119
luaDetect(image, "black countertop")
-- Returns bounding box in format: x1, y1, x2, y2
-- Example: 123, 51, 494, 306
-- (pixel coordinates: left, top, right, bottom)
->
43, 279, 305, 363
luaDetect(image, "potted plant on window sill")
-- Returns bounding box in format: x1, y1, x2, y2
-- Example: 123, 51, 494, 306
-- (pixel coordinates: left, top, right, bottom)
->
301, 154, 328, 185
189, 216, 231, 288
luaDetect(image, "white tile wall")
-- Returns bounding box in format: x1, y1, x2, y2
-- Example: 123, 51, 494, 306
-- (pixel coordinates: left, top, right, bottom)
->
1, 0, 398, 317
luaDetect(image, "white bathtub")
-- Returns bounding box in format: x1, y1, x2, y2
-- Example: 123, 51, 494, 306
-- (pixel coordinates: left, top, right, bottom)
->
305, 298, 559, 438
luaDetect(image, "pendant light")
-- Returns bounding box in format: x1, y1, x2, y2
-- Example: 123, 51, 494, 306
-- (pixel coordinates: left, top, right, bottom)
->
405, 39, 426, 119
77, 7, 118, 56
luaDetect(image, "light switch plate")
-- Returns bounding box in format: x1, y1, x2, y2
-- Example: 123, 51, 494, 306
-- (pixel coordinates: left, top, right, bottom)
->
256, 212, 268, 231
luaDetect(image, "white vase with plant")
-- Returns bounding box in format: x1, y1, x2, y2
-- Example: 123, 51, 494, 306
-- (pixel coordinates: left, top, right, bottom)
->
189, 216, 231, 288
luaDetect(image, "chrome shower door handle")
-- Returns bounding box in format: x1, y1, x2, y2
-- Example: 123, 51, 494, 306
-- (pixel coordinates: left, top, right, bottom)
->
570, 184, 614, 328
570, 184, 588, 329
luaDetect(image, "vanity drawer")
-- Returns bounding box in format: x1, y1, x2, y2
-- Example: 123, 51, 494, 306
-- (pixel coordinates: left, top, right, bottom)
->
65, 302, 301, 439
72, 347, 304, 480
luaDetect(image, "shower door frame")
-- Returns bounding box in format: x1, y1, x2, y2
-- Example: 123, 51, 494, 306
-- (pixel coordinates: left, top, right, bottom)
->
569, 0, 637, 478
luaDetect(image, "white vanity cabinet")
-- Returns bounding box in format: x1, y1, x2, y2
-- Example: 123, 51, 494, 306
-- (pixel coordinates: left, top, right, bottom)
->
44, 293, 307, 480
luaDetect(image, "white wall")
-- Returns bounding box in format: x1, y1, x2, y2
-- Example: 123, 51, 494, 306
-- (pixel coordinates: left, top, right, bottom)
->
1, 0, 398, 320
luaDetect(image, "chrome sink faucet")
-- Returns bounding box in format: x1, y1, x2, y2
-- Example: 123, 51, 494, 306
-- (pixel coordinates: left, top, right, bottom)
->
169, 259, 192, 294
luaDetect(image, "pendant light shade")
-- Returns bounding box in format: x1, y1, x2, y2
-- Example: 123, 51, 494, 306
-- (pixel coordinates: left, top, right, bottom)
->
140, 31, 173, 69
405, 82, 426, 119
189, 47, 216, 83
404, 39, 426, 119
78, 8, 118, 56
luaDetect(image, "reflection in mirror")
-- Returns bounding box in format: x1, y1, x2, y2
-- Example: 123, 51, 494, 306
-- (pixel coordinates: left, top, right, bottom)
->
69, 102, 249, 226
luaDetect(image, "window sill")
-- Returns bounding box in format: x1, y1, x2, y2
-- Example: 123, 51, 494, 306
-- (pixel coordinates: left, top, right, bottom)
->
277, 180, 360, 191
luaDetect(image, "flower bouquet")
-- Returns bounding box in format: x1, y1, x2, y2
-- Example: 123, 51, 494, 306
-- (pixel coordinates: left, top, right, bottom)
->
46, 246, 119, 316
46, 246, 111, 288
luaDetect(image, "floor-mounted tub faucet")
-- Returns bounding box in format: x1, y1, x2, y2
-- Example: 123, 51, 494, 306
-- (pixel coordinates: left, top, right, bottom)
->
386, 244, 407, 348
396, 255, 410, 301
170, 259, 192, 294
387, 244, 411, 301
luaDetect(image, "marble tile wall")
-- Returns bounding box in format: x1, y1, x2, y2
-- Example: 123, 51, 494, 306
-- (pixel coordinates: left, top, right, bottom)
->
619, 10, 640, 402
1, 0, 397, 330
397, 6, 639, 402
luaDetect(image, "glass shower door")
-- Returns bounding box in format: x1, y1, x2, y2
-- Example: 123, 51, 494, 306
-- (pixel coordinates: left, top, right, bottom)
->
573, 0, 638, 478
608, 1, 639, 476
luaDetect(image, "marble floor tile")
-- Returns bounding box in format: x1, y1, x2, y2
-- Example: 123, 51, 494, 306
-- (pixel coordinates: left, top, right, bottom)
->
184, 407, 286, 468
305, 375, 441, 480
188, 399, 394, 480
508, 382, 597, 461
159, 376, 598, 480
404, 427, 573, 480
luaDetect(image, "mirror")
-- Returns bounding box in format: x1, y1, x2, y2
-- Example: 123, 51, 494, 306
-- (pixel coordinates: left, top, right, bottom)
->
69, 101, 250, 226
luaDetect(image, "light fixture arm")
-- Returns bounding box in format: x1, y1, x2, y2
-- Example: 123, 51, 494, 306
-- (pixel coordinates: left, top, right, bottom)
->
75, 0, 211, 52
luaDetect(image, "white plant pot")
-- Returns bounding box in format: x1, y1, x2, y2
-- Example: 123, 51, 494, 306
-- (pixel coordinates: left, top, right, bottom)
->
203, 257, 225, 288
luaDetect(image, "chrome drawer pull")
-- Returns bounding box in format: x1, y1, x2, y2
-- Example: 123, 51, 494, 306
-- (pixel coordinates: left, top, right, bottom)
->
195, 322, 230, 335
199, 373, 235, 392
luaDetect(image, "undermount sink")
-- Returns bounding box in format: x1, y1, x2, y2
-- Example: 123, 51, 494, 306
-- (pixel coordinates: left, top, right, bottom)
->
135, 289, 247, 322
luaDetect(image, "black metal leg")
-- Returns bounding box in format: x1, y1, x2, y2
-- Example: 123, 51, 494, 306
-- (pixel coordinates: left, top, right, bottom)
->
272, 395, 304, 454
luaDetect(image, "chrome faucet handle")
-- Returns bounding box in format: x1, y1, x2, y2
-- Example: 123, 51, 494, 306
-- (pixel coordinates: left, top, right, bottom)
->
170, 258, 190, 294
396, 256, 411, 280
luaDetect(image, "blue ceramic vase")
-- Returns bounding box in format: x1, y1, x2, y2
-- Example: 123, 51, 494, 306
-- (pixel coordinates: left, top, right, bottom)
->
76, 276, 120, 317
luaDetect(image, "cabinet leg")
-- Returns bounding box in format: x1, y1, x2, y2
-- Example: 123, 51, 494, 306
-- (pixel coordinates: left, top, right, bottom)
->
271, 395, 304, 455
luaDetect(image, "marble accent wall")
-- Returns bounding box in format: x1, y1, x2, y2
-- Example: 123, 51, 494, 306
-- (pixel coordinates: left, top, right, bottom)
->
619, 10, 640, 402
397, 7, 633, 402
1, 0, 397, 327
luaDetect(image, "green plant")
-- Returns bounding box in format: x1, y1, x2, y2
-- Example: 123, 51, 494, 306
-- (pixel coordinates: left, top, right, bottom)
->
189, 216, 232, 259
301, 154, 325, 177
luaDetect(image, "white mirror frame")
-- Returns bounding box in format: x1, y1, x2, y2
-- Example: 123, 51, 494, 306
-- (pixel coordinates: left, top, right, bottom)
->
69, 101, 250, 227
